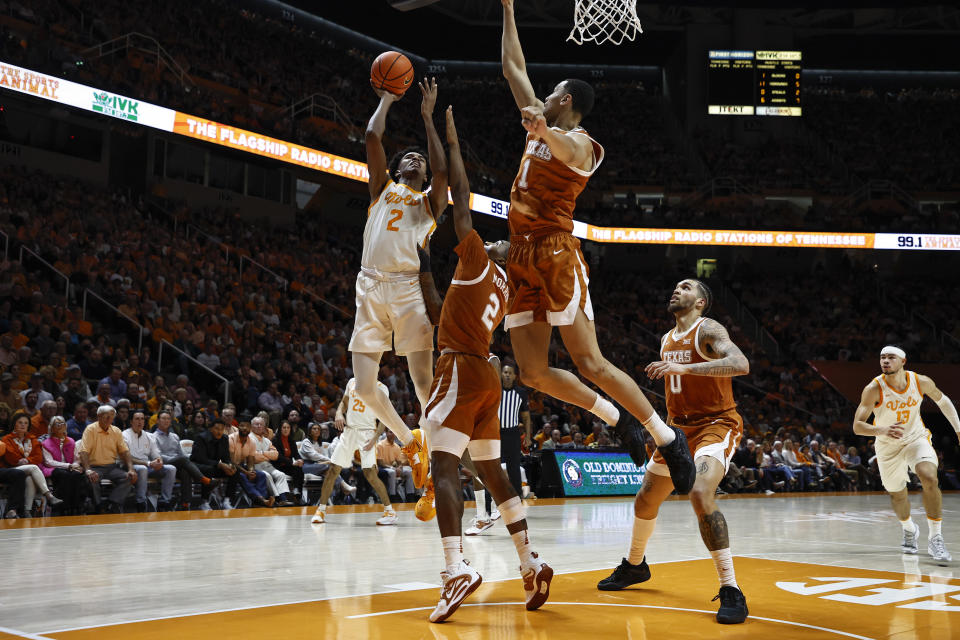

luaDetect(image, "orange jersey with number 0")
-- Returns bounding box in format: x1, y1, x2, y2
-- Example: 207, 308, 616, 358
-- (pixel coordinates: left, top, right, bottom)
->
660, 317, 736, 419
508, 128, 604, 236
438, 231, 509, 357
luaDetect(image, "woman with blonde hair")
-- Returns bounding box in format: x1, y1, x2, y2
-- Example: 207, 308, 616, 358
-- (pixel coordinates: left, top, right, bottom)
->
41, 415, 88, 514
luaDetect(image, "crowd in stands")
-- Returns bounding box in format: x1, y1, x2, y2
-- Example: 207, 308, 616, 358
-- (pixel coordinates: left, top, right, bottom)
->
4, 158, 958, 516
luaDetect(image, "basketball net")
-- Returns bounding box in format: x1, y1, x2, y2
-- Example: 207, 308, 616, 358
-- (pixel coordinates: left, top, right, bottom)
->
567, 0, 643, 46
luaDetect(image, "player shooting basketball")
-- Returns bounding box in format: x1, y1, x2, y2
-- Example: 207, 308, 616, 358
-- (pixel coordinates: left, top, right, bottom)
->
423, 105, 551, 623
346, 77, 448, 486
500, 0, 695, 490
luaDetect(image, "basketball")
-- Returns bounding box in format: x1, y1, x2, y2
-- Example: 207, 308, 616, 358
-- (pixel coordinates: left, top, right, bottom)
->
370, 51, 414, 96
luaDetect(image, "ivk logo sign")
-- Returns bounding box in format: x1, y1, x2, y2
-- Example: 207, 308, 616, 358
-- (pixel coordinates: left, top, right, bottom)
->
92, 91, 139, 122
778, 576, 960, 612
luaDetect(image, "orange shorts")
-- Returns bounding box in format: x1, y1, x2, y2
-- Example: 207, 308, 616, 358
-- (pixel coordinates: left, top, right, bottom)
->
423, 352, 501, 442
647, 409, 744, 477
505, 232, 594, 329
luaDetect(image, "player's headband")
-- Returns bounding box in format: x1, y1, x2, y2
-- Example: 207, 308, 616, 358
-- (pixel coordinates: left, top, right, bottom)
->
880, 346, 906, 359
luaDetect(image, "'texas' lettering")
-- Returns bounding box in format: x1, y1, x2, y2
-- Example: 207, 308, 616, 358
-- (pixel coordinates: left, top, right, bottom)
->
663, 350, 692, 364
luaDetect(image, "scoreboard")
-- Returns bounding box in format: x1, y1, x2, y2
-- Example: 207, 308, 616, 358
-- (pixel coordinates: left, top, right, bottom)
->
708, 50, 802, 116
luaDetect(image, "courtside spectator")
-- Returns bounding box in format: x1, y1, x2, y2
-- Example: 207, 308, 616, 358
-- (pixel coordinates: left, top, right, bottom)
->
227, 421, 273, 507
376, 431, 414, 502
154, 409, 214, 511
41, 416, 88, 515
124, 411, 176, 511
250, 416, 295, 506
271, 421, 305, 503
190, 418, 237, 510
1, 412, 63, 515
79, 405, 136, 513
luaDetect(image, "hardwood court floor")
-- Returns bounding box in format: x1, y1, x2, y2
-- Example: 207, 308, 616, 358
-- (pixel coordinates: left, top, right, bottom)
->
1, 492, 957, 639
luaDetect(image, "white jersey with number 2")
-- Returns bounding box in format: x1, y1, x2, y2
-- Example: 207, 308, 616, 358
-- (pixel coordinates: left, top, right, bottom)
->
344, 377, 390, 431
872, 371, 928, 452
361, 180, 436, 273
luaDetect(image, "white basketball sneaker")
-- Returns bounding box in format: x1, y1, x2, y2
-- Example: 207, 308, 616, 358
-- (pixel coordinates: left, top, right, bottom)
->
464, 517, 495, 536
901, 523, 919, 554
311, 509, 326, 524
376, 509, 398, 526
429, 561, 482, 623
490, 508, 501, 521
929, 535, 952, 563
521, 552, 553, 611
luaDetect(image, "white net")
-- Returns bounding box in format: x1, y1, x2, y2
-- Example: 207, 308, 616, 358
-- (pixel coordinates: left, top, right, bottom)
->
567, 0, 643, 46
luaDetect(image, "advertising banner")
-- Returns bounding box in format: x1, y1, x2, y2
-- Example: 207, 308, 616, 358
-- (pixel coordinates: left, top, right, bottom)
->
3, 59, 959, 251
552, 450, 645, 497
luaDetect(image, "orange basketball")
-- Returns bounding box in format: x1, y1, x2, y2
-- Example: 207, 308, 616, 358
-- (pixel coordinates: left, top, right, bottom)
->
370, 51, 414, 96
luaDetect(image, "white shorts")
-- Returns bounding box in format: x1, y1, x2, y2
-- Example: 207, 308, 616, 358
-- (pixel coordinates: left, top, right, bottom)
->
331, 428, 378, 469
430, 425, 501, 461
876, 435, 938, 492
348, 271, 433, 356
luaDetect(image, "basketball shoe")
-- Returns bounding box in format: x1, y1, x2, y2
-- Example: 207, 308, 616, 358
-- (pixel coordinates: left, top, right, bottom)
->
415, 477, 436, 521
464, 517, 494, 536
429, 560, 482, 623
901, 522, 919, 554
611, 401, 648, 469
402, 429, 430, 488
521, 553, 553, 611
713, 585, 748, 624
311, 509, 325, 524
929, 535, 952, 563
376, 509, 398, 526
597, 557, 651, 590
657, 426, 696, 494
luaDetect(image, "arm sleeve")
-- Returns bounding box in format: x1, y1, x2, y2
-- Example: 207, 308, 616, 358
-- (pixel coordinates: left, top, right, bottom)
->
936, 394, 960, 432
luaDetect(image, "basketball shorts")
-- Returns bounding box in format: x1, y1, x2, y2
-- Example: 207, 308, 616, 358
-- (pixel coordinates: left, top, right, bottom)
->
504, 232, 594, 330
424, 352, 501, 461
348, 270, 434, 356
875, 434, 938, 492
331, 427, 378, 469
647, 409, 744, 478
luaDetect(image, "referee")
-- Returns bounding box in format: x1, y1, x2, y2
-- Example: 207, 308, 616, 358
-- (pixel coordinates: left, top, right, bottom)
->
498, 362, 531, 497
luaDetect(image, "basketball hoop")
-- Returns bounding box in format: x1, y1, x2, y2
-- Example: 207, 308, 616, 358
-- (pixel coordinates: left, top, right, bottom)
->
567, 0, 643, 46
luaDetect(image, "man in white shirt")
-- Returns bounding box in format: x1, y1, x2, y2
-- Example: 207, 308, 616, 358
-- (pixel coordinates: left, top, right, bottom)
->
250, 416, 296, 506
123, 410, 176, 511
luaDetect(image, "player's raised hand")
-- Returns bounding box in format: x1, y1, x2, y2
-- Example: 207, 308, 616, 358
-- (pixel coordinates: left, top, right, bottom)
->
445, 105, 459, 146
501, 0, 514, 10
419, 77, 438, 118
371, 85, 400, 103
520, 104, 547, 137
883, 421, 905, 439
645, 360, 685, 380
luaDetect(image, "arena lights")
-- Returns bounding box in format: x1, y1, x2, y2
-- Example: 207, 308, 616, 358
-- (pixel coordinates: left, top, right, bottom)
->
2, 60, 959, 251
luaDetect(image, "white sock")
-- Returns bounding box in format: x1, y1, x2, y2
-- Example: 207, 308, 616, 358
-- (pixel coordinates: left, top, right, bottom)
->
475, 489, 489, 520
710, 548, 738, 588
642, 413, 675, 447
442, 536, 463, 570
590, 395, 619, 426
628, 517, 656, 565
317, 504, 327, 513
385, 503, 394, 512
901, 518, 917, 534
511, 528, 536, 569
928, 518, 942, 539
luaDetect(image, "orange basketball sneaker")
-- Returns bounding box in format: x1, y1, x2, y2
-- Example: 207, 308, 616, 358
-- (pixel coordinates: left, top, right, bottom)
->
402, 428, 430, 488
416, 475, 436, 521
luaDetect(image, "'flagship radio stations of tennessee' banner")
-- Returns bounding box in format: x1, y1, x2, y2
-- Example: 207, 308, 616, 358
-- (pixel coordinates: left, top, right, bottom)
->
2, 60, 958, 251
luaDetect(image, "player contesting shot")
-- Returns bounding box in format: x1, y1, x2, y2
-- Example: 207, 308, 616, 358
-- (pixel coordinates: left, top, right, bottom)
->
499, 0, 695, 490
424, 105, 551, 624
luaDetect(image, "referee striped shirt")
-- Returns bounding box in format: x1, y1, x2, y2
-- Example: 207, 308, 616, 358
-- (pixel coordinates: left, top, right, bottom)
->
499, 385, 529, 431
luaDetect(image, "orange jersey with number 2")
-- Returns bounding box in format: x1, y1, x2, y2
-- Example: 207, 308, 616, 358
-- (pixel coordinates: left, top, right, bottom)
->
438, 231, 509, 357
508, 128, 604, 237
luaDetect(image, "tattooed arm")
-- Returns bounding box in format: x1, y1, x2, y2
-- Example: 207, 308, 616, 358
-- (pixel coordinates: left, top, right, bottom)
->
646, 318, 750, 380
